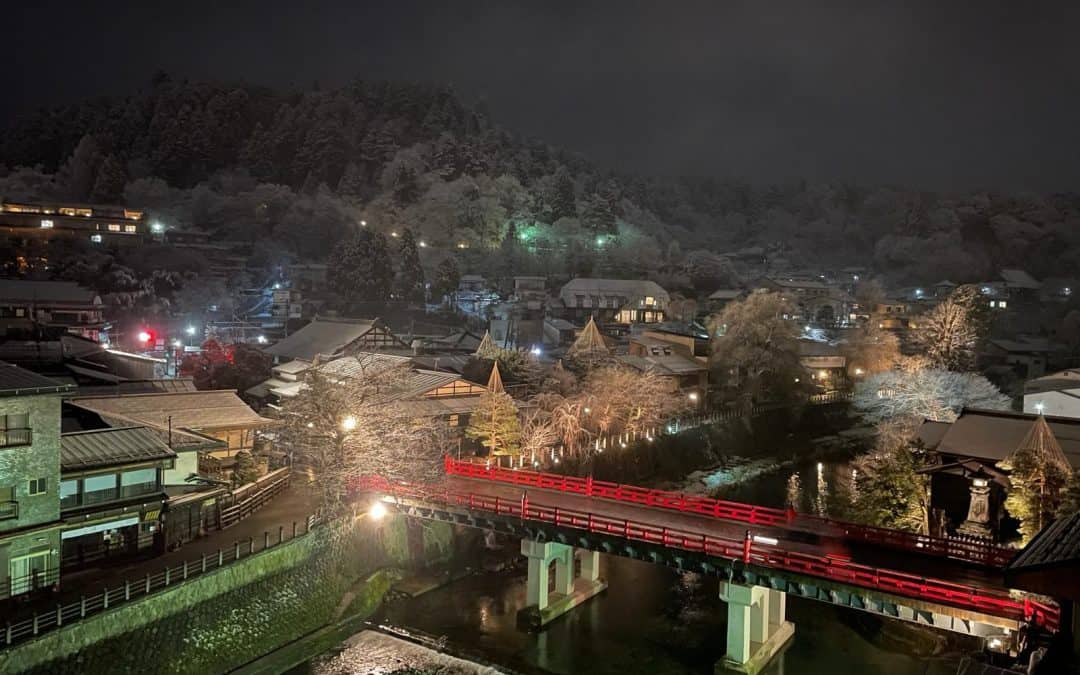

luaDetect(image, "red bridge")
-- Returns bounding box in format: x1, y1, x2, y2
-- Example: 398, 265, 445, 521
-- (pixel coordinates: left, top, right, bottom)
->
357, 458, 1060, 673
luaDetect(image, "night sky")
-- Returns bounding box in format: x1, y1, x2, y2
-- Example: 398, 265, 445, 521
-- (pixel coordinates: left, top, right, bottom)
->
10, 1, 1080, 191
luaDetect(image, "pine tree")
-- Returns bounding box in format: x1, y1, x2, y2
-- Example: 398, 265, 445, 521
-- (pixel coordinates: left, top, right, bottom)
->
327, 230, 394, 303
1000, 416, 1073, 543
397, 228, 425, 303
90, 154, 127, 202
432, 257, 461, 306
60, 134, 104, 201
550, 167, 577, 222
241, 122, 277, 180
466, 388, 522, 459
337, 162, 365, 197
392, 165, 420, 205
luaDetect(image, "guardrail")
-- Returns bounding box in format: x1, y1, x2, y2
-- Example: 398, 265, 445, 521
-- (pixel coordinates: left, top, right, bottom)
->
1, 514, 321, 650
356, 476, 1059, 634
220, 468, 292, 530
442, 457, 1016, 568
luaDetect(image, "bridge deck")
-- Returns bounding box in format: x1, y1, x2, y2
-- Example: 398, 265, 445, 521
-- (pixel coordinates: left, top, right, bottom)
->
443, 476, 1009, 591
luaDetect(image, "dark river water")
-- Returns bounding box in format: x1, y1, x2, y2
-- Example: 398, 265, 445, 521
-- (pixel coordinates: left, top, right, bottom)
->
292, 455, 984, 675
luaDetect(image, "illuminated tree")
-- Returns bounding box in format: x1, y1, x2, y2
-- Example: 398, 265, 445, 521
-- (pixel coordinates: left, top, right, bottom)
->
278, 357, 447, 507
466, 389, 522, 459
1000, 417, 1074, 543
582, 365, 685, 437
842, 322, 901, 375
911, 285, 983, 371
853, 369, 1008, 424
852, 417, 933, 533
707, 289, 801, 401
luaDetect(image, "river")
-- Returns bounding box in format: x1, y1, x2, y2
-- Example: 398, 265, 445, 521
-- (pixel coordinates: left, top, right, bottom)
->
291, 454, 985, 675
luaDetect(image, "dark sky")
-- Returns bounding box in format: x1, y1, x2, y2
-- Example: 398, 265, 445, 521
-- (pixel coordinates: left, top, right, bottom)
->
10, 1, 1080, 191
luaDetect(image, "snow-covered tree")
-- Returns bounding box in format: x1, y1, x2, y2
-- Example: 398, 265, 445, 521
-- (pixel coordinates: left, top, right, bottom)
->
911, 286, 983, 371
707, 289, 802, 401
852, 417, 933, 533
853, 369, 1009, 424
842, 322, 901, 375
466, 388, 522, 459
278, 358, 447, 507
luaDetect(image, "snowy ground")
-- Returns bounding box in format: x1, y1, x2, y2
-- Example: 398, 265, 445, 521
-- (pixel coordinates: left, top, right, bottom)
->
661, 456, 793, 495
306, 629, 508, 674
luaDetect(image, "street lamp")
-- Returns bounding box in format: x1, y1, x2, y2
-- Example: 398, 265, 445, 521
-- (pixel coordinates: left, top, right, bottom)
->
186, 325, 196, 336
1035, 402, 1045, 414
368, 501, 388, 520
341, 416, 358, 432
688, 392, 699, 403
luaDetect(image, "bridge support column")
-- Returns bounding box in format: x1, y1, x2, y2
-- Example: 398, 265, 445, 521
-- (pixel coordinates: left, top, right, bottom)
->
718, 582, 794, 675
518, 540, 607, 630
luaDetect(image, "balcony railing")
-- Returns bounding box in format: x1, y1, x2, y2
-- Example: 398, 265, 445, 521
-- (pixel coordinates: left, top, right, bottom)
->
0, 429, 31, 448
0, 500, 17, 521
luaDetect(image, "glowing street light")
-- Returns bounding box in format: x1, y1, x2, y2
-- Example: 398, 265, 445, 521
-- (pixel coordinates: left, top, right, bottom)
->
688, 392, 700, 402
172, 339, 183, 348
418, 240, 427, 248
137, 331, 152, 344
1035, 401, 1046, 414
257, 335, 268, 344
854, 367, 865, 376
150, 221, 164, 234
341, 416, 358, 432
390, 231, 399, 238
360, 220, 368, 227
530, 346, 542, 356
186, 325, 196, 336
368, 501, 388, 520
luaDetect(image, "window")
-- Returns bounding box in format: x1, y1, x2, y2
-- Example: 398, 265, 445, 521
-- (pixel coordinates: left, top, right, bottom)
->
448, 414, 460, 427
82, 473, 118, 504
999, 300, 1007, 309
124, 225, 137, 233
60, 207, 92, 217
60, 479, 79, 509
0, 413, 31, 448
0, 485, 15, 520
107, 224, 121, 232
120, 468, 159, 498
40, 219, 54, 229
90, 234, 102, 243
644, 296, 655, 306
27, 477, 47, 496
9, 551, 51, 596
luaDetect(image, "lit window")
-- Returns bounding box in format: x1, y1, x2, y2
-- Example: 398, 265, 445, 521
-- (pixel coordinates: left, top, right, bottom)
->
124, 225, 137, 233
448, 414, 460, 427
90, 234, 102, 243
27, 477, 47, 496
999, 300, 1007, 309
124, 210, 143, 220
107, 224, 121, 232
645, 296, 655, 306
40, 219, 54, 229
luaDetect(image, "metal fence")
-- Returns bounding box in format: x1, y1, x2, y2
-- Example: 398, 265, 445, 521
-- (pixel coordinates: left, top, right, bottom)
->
2, 513, 320, 650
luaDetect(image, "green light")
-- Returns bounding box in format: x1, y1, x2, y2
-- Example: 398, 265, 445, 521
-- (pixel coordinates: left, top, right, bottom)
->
595, 236, 605, 247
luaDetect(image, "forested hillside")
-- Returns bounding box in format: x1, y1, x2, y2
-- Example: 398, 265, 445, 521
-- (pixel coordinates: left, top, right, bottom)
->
3, 74, 1079, 286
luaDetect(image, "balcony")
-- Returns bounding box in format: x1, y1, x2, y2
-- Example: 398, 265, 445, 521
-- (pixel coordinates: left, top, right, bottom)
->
0, 500, 17, 521
0, 428, 31, 448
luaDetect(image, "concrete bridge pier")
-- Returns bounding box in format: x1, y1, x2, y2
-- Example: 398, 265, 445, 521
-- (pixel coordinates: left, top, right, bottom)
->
718, 581, 795, 674
517, 540, 607, 630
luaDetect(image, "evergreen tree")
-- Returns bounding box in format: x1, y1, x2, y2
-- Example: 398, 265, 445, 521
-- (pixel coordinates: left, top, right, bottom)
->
549, 167, 577, 221
60, 134, 104, 201
337, 162, 365, 197
392, 164, 420, 205
90, 154, 127, 202
432, 257, 461, 306
466, 389, 522, 459
582, 191, 616, 236
241, 122, 276, 180
397, 228, 425, 303
327, 230, 394, 303
1000, 417, 1073, 543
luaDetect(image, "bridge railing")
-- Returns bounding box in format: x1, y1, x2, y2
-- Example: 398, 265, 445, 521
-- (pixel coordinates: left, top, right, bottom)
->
357, 476, 1060, 634
442, 457, 1016, 568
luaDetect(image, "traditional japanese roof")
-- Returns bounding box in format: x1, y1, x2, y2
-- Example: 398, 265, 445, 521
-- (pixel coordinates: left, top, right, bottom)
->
0, 362, 74, 397
273, 360, 312, 376
61, 426, 177, 471
0, 280, 99, 305
568, 316, 610, 356
68, 390, 277, 432
999, 269, 1041, 289
74, 378, 198, 397
1006, 510, 1080, 575
318, 353, 412, 379
263, 316, 389, 361
617, 354, 706, 376
986, 337, 1055, 354
559, 278, 669, 302
708, 288, 744, 301
925, 408, 1080, 469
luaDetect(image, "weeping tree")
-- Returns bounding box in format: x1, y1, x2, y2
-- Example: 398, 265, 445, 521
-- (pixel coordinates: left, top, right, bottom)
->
278, 356, 447, 508
999, 416, 1074, 544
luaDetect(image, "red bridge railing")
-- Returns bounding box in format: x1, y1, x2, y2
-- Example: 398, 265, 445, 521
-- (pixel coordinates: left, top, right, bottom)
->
356, 475, 1060, 634
443, 457, 1017, 568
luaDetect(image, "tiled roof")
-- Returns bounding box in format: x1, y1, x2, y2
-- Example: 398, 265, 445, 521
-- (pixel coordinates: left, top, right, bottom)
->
1006, 510, 1080, 571
263, 317, 379, 361
999, 269, 1041, 289
0, 362, 74, 397
617, 354, 706, 376
68, 390, 277, 432
61, 426, 177, 471
560, 278, 669, 299
932, 409, 1080, 469
74, 379, 199, 397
